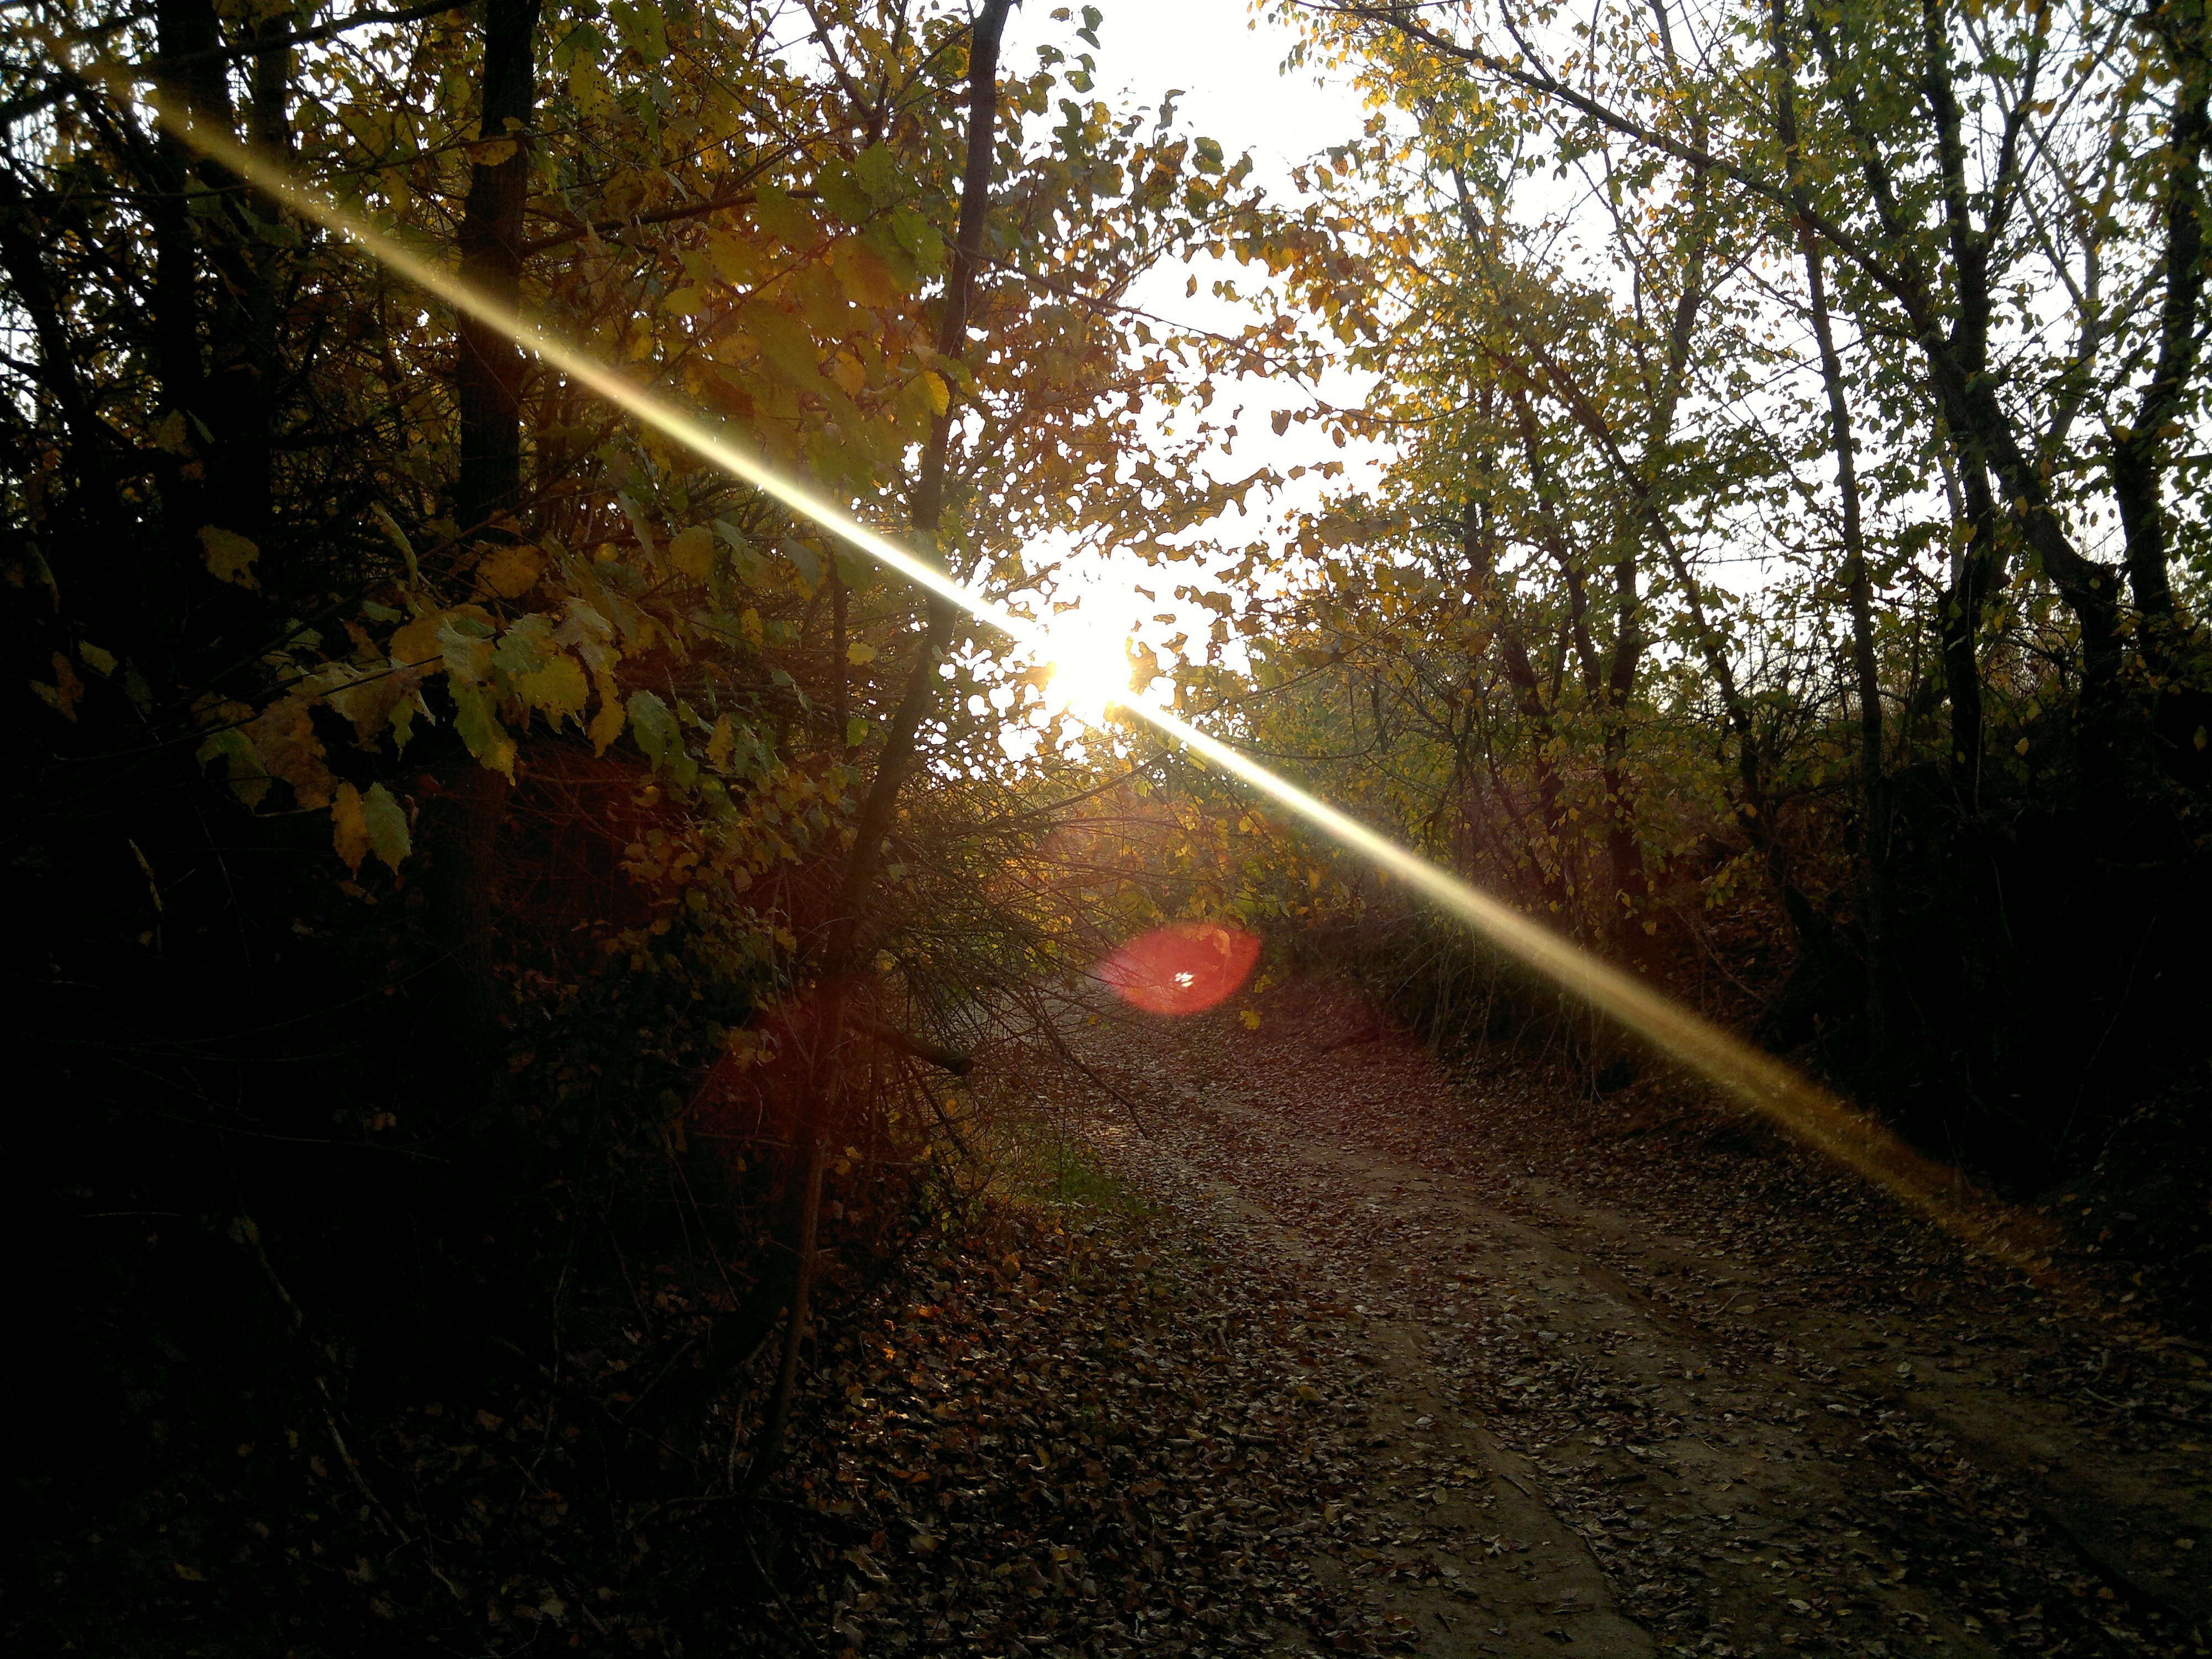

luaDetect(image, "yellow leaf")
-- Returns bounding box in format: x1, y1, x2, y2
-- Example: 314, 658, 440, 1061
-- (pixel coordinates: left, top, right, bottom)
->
199, 525, 260, 588
1238, 1009, 1260, 1030
515, 653, 590, 728
1129, 641, 1161, 693
706, 713, 735, 771
389, 611, 445, 665
588, 692, 625, 755
706, 228, 756, 284
740, 606, 763, 645
921, 371, 950, 415
669, 525, 716, 581
831, 238, 898, 306
248, 697, 332, 808
322, 662, 419, 742
79, 641, 117, 676
390, 604, 491, 668
474, 543, 542, 599
568, 54, 611, 114
331, 781, 369, 875
846, 641, 877, 666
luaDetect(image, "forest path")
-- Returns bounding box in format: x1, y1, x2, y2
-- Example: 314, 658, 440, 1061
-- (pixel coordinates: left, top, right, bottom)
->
1061, 982, 2209, 1659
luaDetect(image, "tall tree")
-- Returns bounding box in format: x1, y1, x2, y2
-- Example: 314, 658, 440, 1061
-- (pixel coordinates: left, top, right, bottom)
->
453, 0, 543, 538
743, 0, 1015, 1489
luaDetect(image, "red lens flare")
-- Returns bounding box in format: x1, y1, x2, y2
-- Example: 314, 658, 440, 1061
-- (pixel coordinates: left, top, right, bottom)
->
1095, 923, 1261, 1017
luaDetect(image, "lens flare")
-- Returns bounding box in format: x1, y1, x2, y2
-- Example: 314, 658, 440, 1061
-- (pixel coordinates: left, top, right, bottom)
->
1098, 923, 1262, 1016
151, 102, 2045, 1273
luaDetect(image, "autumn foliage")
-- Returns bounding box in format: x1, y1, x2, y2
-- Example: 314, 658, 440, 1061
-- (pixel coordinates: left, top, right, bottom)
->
6, 0, 2211, 1648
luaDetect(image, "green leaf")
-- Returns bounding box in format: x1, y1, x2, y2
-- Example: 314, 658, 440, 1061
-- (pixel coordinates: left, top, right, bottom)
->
616, 492, 658, 557
782, 540, 821, 591
832, 549, 878, 592
817, 160, 872, 226
627, 689, 680, 769
438, 613, 497, 682
388, 687, 420, 753
853, 143, 898, 203
889, 206, 943, 273
492, 613, 555, 684
363, 782, 411, 870
370, 504, 421, 587
197, 726, 272, 808
749, 305, 828, 397
754, 184, 815, 247
451, 679, 515, 778
609, 0, 666, 60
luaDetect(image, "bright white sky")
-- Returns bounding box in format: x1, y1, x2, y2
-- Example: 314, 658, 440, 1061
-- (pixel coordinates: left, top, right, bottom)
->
1006, 0, 1355, 174
995, 0, 1388, 711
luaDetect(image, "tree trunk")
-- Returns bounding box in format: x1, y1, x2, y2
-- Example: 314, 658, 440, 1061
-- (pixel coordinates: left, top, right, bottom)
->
2109, 1, 2207, 771
453, 0, 542, 539
151, 0, 228, 593
1937, 445, 2001, 803
1460, 484, 1570, 914
1773, 0, 1895, 1099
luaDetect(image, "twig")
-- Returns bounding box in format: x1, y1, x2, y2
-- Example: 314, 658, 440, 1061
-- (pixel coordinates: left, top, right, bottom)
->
864, 1018, 972, 1075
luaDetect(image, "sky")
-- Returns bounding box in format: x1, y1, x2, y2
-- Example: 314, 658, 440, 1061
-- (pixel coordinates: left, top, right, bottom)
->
1005, 0, 1363, 201
990, 0, 1390, 723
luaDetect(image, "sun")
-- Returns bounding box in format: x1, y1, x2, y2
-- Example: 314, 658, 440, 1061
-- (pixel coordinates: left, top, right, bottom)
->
1042, 629, 1133, 727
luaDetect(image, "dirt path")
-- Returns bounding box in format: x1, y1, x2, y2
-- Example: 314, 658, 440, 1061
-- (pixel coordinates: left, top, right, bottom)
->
1062, 983, 2211, 1659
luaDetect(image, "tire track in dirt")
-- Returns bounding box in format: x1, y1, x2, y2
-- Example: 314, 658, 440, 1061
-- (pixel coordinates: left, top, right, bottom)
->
1062, 984, 2209, 1659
